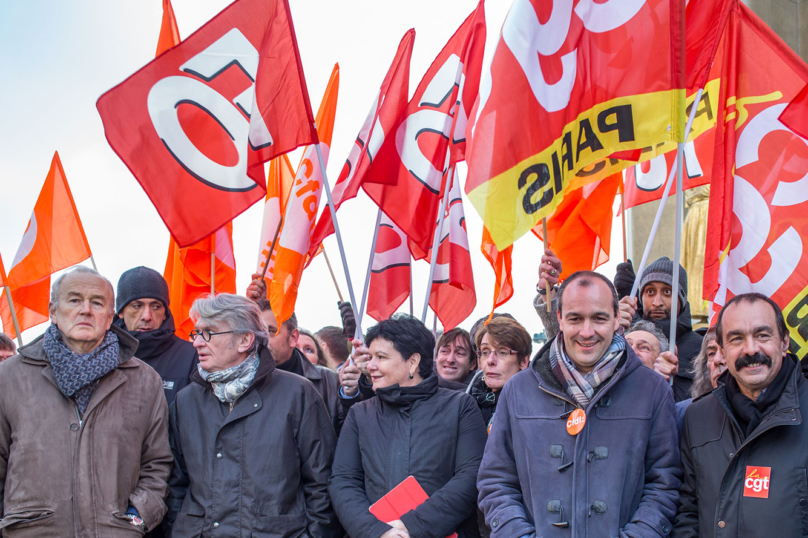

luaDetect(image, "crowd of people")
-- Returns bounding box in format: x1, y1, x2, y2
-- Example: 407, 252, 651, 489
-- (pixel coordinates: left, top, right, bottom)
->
0, 252, 805, 537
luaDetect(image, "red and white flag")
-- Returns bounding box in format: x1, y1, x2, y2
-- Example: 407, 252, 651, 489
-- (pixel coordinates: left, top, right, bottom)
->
367, 213, 412, 323
307, 29, 415, 261
703, 3, 808, 360
363, 2, 486, 255
97, 0, 317, 247
428, 168, 476, 331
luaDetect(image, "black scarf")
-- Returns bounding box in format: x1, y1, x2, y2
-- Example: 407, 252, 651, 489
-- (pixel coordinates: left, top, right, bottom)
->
276, 347, 306, 376
113, 310, 177, 359
725, 354, 795, 438
42, 324, 121, 414
376, 373, 438, 408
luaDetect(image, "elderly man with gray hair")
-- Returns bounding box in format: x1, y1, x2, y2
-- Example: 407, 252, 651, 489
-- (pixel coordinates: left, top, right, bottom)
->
0, 266, 172, 536
626, 319, 680, 382
165, 293, 339, 538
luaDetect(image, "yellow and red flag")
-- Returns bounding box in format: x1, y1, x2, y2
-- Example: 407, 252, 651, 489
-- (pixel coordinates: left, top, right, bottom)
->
703, 3, 808, 356
256, 154, 295, 282
465, 0, 688, 250
164, 225, 237, 338
269, 65, 340, 326
0, 152, 92, 339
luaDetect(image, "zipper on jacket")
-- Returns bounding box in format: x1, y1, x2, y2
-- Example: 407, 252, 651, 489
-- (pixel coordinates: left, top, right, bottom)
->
71, 402, 83, 536
75, 406, 83, 429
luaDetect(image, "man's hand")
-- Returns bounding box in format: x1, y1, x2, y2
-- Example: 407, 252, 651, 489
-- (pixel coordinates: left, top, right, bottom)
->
351, 338, 371, 377
614, 260, 636, 299
338, 361, 362, 397
538, 249, 562, 300
246, 272, 267, 301
654, 351, 679, 381
339, 302, 357, 339
618, 296, 637, 332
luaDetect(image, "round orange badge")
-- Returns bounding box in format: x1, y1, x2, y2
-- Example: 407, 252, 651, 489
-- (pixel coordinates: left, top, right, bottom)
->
566, 409, 586, 436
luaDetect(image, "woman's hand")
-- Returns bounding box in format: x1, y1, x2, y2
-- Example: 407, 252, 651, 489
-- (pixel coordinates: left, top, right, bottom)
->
380, 520, 410, 538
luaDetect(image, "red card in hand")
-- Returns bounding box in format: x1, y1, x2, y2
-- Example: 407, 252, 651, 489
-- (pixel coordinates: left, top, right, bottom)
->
369, 476, 457, 538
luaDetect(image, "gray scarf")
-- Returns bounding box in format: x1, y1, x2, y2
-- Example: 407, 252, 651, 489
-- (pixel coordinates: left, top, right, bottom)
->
549, 333, 625, 408
198, 353, 260, 404
42, 324, 121, 414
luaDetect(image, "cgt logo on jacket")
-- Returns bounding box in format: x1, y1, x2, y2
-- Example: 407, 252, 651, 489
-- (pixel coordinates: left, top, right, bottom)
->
744, 466, 771, 499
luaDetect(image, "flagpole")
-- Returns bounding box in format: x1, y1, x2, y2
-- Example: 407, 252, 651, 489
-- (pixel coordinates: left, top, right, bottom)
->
670, 141, 685, 358
315, 140, 363, 339
409, 268, 413, 316
541, 218, 552, 312
3, 286, 23, 347
421, 166, 455, 323
630, 88, 704, 300
621, 193, 628, 263
210, 233, 215, 295
358, 208, 383, 332
89, 255, 98, 272
322, 248, 344, 302
260, 217, 283, 280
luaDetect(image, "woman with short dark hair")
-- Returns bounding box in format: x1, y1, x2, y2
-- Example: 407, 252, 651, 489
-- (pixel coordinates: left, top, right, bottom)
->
329, 314, 487, 538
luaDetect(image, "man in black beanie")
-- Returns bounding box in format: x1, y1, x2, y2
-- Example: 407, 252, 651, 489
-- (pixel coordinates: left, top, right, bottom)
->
113, 266, 198, 406
615, 257, 703, 401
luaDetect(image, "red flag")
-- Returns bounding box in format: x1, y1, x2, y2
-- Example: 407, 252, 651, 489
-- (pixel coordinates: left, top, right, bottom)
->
465, 0, 687, 250
307, 30, 415, 261
0, 152, 92, 338
164, 225, 237, 338
481, 227, 513, 322
703, 3, 808, 357
780, 84, 808, 141
533, 174, 622, 276
363, 2, 486, 255
427, 169, 476, 331
97, 0, 317, 247
270, 65, 340, 327
1, 254, 47, 340
367, 213, 412, 323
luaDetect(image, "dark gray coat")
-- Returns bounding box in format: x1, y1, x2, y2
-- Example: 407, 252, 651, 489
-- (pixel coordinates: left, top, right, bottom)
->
674, 355, 808, 538
297, 349, 344, 436
165, 346, 339, 538
477, 338, 681, 538
329, 374, 487, 538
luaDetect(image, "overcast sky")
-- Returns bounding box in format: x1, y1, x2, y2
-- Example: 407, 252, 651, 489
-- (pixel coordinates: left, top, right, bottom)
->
0, 0, 627, 345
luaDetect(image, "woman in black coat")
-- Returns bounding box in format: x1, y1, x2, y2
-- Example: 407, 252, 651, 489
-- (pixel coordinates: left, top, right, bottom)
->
328, 315, 487, 538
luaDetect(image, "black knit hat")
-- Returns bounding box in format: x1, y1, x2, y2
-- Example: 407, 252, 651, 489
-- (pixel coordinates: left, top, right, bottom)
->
116, 266, 170, 314
639, 256, 687, 308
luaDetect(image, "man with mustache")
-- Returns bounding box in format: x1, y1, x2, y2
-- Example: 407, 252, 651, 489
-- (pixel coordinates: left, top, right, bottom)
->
478, 271, 681, 537
674, 293, 806, 537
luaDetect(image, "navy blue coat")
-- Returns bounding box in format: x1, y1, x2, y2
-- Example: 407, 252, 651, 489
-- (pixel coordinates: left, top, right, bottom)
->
477, 337, 681, 538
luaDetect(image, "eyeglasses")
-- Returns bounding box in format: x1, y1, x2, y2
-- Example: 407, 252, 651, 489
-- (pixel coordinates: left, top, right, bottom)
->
477, 348, 519, 360
189, 329, 235, 342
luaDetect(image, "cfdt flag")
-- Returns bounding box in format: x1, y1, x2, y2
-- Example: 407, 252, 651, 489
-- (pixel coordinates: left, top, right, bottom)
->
363, 2, 486, 255
703, 3, 808, 357
465, 0, 687, 250
97, 0, 317, 247
256, 154, 295, 280
367, 213, 412, 323
307, 29, 415, 260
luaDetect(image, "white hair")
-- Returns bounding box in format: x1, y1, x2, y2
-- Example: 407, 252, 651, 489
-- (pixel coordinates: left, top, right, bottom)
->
50, 266, 115, 314
190, 293, 269, 355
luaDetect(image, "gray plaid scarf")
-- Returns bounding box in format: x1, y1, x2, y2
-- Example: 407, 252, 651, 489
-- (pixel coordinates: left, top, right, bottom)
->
198, 353, 260, 404
549, 333, 626, 408
42, 324, 121, 414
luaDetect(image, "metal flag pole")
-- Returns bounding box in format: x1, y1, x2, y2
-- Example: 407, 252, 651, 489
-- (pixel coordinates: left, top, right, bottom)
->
3, 285, 23, 347
621, 193, 628, 263
210, 233, 215, 295
542, 218, 552, 312
630, 88, 704, 300
421, 166, 455, 323
315, 139, 363, 340
89, 255, 98, 271
358, 208, 383, 332
669, 142, 685, 354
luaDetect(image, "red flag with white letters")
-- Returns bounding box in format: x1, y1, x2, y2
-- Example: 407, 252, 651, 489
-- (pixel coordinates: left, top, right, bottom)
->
704, 3, 808, 357
307, 30, 415, 261
97, 0, 316, 247
363, 2, 486, 255
367, 213, 412, 323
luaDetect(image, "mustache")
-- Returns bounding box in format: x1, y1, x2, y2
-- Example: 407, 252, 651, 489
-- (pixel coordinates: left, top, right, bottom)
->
735, 352, 772, 370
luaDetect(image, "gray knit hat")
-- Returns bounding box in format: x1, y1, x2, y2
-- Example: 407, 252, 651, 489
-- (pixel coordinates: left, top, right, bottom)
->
639, 256, 687, 309
116, 266, 170, 314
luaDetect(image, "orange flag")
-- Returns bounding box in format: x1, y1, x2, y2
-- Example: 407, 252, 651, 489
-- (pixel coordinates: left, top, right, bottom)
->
256, 154, 295, 285
0, 152, 92, 339
270, 64, 339, 326
532, 173, 622, 277
481, 227, 513, 322
156, 0, 237, 338
164, 224, 237, 338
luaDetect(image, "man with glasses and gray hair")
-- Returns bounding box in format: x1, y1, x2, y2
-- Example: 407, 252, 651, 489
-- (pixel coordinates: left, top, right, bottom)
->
164, 293, 339, 538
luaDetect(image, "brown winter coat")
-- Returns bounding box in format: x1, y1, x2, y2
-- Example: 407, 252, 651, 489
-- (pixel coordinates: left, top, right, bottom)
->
0, 325, 172, 537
